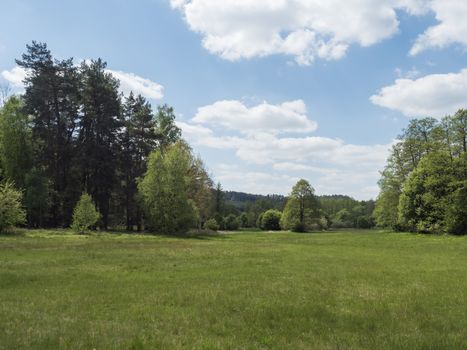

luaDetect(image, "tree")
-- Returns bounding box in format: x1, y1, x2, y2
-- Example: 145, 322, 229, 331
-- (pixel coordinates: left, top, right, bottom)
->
154, 104, 181, 149
0, 182, 26, 233
260, 209, 282, 231
398, 151, 455, 233
24, 168, 50, 228
78, 59, 121, 229
203, 218, 219, 231
187, 152, 214, 228
0, 83, 12, 107
224, 214, 239, 231
17, 41, 81, 226
119, 93, 158, 230
451, 109, 467, 155
332, 208, 353, 228
71, 193, 100, 234
238, 212, 249, 228
138, 142, 198, 234
0, 96, 32, 189
213, 182, 224, 216
445, 183, 467, 235
281, 179, 319, 232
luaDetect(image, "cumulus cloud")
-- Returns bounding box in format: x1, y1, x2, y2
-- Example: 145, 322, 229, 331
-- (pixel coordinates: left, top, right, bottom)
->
107, 69, 164, 100
192, 99, 317, 134
170, 0, 433, 65
178, 98, 392, 199
1, 65, 164, 100
410, 0, 467, 55
1, 66, 27, 87
214, 164, 300, 195
370, 68, 467, 118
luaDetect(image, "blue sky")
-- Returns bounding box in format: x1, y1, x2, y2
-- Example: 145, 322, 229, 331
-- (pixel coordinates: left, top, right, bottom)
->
1, 0, 467, 199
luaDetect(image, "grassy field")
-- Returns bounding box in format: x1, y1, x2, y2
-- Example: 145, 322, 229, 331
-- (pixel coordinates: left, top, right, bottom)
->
1, 230, 466, 349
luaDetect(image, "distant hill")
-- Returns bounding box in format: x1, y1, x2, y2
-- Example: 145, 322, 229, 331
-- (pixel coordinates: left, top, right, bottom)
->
223, 191, 286, 210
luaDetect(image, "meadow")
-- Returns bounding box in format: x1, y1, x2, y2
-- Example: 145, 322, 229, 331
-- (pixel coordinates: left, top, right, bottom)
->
1, 230, 466, 349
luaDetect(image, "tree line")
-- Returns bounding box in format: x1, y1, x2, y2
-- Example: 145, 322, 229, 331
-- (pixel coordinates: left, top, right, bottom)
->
374, 113, 467, 234
4, 42, 462, 236
0, 41, 218, 233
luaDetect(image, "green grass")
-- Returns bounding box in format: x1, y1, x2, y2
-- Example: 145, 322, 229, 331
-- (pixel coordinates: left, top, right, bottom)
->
1, 230, 466, 349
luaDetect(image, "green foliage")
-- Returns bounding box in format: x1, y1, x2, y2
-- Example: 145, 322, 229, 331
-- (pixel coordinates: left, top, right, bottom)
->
79, 59, 122, 229
398, 152, 455, 233
0, 96, 32, 189
238, 212, 249, 228
203, 218, 220, 231
281, 179, 319, 232
71, 193, 100, 234
119, 93, 159, 230
154, 104, 182, 149
332, 208, 352, 228
0, 181, 26, 232
24, 168, 50, 227
17, 41, 81, 227
260, 209, 282, 231
445, 182, 467, 235
375, 112, 467, 234
138, 142, 198, 234
224, 214, 239, 231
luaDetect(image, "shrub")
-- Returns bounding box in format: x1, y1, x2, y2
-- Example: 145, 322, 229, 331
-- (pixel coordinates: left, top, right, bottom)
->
71, 193, 100, 234
260, 209, 282, 231
0, 181, 26, 233
238, 212, 249, 228
204, 218, 220, 231
224, 214, 239, 231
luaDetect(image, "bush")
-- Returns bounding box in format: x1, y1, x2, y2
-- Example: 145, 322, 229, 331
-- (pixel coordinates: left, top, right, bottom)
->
71, 193, 100, 234
238, 212, 249, 228
224, 214, 239, 231
0, 181, 26, 233
204, 218, 220, 231
260, 209, 282, 231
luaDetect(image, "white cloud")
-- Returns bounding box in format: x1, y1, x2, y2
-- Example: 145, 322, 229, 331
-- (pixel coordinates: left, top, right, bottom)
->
410, 0, 467, 55
192, 99, 317, 134
371, 68, 467, 118
214, 165, 299, 195
1, 65, 164, 100
272, 162, 336, 173
107, 69, 164, 100
1, 66, 27, 87
170, 0, 429, 65
178, 99, 392, 199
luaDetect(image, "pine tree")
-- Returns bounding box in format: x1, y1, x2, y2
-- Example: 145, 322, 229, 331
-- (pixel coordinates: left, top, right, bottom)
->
119, 93, 158, 230
16, 42, 81, 226
78, 59, 121, 229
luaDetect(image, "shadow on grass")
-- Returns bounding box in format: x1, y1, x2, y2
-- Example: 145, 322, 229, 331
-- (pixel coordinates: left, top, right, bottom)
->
0, 228, 26, 237
98, 228, 232, 240
165, 230, 232, 240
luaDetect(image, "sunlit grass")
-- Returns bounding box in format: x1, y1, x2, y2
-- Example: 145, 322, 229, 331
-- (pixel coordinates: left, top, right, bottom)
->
1, 230, 466, 349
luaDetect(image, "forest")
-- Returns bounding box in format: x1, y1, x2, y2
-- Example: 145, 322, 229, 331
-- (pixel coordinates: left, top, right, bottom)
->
0, 42, 466, 236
